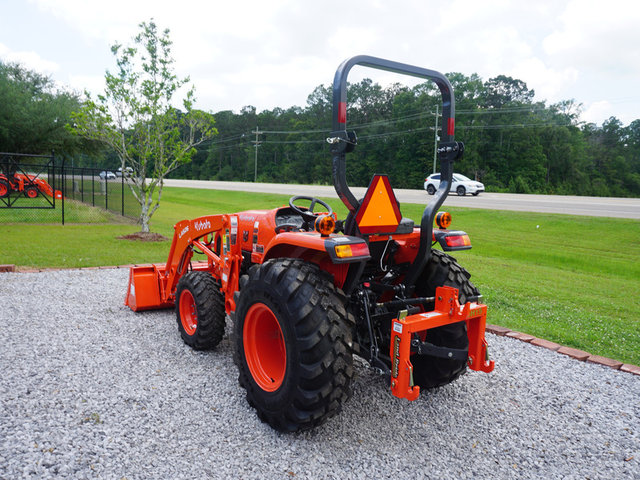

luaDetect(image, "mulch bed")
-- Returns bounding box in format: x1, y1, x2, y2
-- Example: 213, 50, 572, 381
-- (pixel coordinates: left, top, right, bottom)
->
117, 232, 169, 242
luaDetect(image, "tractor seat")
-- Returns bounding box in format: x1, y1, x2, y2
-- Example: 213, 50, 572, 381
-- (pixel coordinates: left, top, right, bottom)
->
274, 207, 306, 232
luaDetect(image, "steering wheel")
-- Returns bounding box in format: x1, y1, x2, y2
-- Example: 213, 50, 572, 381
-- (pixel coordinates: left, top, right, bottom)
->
289, 195, 333, 223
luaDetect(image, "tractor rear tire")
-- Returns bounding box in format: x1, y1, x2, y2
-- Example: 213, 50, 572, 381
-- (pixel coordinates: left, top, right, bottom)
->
412, 249, 479, 389
175, 271, 226, 350
232, 258, 354, 432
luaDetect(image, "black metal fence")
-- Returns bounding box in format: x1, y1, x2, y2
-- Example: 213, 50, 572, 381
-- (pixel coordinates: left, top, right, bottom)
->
0, 152, 57, 209
61, 165, 139, 223
0, 152, 138, 225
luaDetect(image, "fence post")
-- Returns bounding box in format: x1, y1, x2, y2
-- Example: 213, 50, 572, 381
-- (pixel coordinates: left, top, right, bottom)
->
61, 157, 65, 226
121, 170, 125, 216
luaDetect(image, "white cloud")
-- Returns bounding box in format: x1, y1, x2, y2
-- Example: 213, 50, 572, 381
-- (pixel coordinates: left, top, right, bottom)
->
582, 100, 616, 124
543, 0, 640, 74
67, 74, 105, 96
6, 0, 638, 124
509, 57, 579, 101
0, 42, 60, 74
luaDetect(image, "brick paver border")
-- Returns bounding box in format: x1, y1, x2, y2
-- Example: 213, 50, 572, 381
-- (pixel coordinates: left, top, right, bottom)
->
486, 324, 639, 376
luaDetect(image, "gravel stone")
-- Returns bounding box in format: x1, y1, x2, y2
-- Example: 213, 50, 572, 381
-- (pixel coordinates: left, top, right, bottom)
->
1, 269, 638, 479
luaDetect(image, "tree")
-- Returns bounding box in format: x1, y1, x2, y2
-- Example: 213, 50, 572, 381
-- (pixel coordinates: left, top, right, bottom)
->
69, 20, 217, 232
0, 61, 88, 155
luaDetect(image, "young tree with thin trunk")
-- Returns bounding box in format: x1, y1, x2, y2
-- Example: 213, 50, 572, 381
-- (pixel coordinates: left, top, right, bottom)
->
69, 20, 217, 233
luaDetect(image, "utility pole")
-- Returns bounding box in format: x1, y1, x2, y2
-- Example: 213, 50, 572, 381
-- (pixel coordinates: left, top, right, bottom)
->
252, 126, 262, 182
432, 105, 439, 174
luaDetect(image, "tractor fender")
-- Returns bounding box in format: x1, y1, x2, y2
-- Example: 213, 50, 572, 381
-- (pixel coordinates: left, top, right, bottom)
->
262, 233, 370, 264
262, 233, 371, 291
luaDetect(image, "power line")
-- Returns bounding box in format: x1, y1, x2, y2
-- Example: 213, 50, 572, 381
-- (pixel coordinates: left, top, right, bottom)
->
207, 104, 577, 151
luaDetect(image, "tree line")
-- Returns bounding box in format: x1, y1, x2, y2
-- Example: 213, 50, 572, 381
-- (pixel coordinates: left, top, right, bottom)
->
176, 75, 639, 197
2, 58, 639, 197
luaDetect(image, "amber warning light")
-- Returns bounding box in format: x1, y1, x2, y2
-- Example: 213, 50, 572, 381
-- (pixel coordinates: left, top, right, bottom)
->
436, 211, 452, 229
315, 215, 336, 236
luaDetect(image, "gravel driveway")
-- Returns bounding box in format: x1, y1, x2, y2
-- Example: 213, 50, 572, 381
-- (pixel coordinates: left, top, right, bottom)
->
1, 269, 638, 479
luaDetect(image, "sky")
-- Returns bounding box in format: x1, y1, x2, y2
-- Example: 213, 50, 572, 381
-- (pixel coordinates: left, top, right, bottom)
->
1, 0, 639, 126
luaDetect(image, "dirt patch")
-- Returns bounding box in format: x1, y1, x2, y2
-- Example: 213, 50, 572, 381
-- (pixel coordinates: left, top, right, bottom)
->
117, 232, 169, 242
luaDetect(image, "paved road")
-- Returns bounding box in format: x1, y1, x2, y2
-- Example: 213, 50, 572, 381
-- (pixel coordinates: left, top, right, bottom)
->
162, 179, 640, 219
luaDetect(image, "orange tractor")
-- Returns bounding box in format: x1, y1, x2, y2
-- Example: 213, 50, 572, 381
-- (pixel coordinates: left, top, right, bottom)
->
125, 56, 494, 431
0, 172, 61, 199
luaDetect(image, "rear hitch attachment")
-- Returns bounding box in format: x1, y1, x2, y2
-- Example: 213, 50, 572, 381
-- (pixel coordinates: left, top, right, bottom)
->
389, 286, 495, 401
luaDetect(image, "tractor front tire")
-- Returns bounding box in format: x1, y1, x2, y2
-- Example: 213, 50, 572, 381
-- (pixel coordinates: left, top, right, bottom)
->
412, 249, 479, 389
175, 271, 226, 350
0, 180, 9, 198
233, 258, 354, 432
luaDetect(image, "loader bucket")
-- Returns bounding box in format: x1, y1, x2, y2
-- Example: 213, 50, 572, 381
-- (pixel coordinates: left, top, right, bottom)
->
125, 264, 173, 312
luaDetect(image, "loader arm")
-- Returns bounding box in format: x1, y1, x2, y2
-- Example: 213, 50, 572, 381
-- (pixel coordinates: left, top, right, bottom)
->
125, 214, 243, 312
161, 215, 226, 301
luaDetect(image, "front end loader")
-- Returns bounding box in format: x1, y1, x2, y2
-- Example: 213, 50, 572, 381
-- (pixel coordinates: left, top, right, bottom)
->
125, 56, 494, 432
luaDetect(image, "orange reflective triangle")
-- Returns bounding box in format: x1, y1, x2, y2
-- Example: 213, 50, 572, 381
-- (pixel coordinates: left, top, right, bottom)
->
355, 175, 402, 234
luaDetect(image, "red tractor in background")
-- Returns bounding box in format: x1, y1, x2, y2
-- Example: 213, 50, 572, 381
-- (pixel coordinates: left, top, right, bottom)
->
125, 56, 494, 432
0, 171, 61, 199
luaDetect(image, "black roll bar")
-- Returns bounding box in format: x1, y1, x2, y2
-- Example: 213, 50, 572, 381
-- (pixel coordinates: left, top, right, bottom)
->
328, 55, 463, 292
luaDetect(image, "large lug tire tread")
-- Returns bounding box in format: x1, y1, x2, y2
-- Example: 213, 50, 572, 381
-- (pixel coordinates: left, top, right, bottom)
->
412, 249, 479, 389
175, 271, 226, 350
232, 258, 354, 432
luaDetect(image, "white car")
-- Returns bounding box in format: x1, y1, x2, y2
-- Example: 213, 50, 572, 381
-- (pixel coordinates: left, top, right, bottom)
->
99, 171, 116, 180
116, 167, 134, 177
424, 173, 484, 196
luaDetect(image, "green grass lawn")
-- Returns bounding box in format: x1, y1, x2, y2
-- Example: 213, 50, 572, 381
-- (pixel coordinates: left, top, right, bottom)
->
1, 187, 638, 365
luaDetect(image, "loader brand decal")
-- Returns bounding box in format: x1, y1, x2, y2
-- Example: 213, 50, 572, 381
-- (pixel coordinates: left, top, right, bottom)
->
194, 219, 211, 231
178, 225, 189, 239
392, 336, 401, 378
468, 307, 483, 319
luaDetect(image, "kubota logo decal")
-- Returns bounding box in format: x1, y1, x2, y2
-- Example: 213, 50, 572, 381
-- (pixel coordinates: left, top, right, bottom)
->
194, 219, 211, 231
